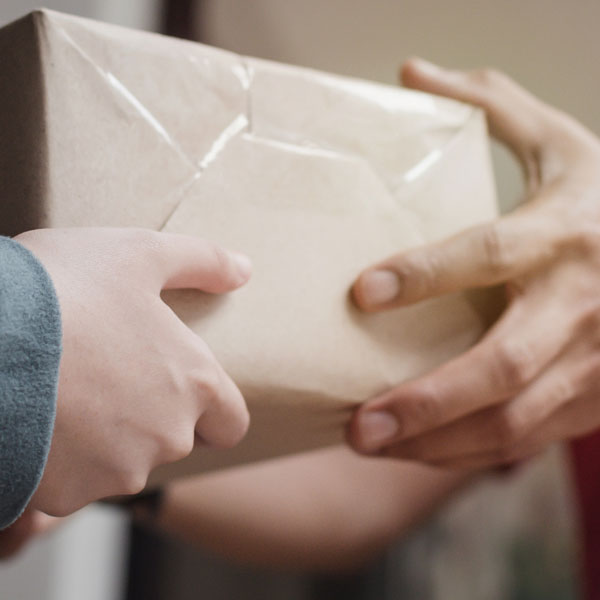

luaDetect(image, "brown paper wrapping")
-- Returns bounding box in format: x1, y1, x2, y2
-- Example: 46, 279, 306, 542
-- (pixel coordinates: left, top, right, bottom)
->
0, 10, 501, 483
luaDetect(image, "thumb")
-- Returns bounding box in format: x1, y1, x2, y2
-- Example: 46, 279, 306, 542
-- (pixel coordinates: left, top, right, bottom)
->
352, 206, 563, 311
154, 233, 252, 293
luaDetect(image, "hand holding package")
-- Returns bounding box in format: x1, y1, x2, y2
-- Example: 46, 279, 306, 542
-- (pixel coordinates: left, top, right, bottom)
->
0, 11, 501, 481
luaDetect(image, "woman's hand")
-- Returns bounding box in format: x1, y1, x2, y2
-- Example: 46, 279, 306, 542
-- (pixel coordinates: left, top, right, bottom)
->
348, 58, 600, 470
15, 228, 251, 516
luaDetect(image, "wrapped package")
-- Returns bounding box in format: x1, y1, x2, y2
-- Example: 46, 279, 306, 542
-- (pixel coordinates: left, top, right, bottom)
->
0, 10, 501, 482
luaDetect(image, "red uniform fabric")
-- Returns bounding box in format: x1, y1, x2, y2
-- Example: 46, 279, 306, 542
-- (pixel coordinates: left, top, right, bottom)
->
570, 433, 600, 600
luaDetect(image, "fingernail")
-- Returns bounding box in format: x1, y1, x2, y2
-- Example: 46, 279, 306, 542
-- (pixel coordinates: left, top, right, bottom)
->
232, 252, 252, 280
356, 411, 399, 452
358, 270, 401, 307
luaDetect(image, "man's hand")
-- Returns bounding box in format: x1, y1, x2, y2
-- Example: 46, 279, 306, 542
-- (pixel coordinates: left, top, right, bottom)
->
15, 228, 251, 516
348, 58, 600, 470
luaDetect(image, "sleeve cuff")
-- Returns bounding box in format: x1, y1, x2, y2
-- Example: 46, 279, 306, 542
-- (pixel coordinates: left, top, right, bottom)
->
0, 236, 62, 529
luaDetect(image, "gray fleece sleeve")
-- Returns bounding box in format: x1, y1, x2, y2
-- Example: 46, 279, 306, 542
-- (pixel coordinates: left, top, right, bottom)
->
0, 236, 62, 529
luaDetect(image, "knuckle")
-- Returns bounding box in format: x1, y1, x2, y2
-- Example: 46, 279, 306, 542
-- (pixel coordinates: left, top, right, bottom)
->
190, 367, 222, 404
126, 228, 160, 252
116, 469, 147, 496
160, 430, 195, 463
43, 498, 76, 518
35, 485, 81, 518
480, 223, 511, 276
124, 229, 166, 270
491, 340, 537, 390
400, 251, 443, 298
419, 253, 444, 295
401, 385, 443, 433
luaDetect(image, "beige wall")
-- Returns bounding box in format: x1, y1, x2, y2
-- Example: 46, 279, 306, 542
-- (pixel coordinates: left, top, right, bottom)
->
200, 0, 600, 210
201, 0, 599, 126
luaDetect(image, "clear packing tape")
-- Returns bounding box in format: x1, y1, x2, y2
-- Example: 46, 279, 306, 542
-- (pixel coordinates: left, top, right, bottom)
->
0, 10, 503, 483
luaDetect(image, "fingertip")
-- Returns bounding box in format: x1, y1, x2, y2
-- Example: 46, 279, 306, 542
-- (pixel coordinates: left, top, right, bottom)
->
211, 249, 252, 293
231, 252, 252, 286
399, 56, 424, 85
204, 246, 252, 293
352, 269, 402, 312
348, 408, 400, 454
227, 396, 251, 448
400, 57, 444, 88
351, 277, 374, 312
208, 405, 250, 449
345, 409, 371, 455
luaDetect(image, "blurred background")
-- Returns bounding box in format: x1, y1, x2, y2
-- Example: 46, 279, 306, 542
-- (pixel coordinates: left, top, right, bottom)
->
1, 1, 598, 598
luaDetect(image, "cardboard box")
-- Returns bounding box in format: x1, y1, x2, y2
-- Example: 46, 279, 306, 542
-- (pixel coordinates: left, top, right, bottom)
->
0, 10, 501, 483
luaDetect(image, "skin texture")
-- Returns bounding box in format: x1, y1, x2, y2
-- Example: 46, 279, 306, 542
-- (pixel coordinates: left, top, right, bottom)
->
15, 228, 252, 517
349, 58, 600, 470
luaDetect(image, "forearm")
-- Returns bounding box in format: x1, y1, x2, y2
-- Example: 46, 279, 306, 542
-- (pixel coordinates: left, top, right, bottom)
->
154, 446, 469, 571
